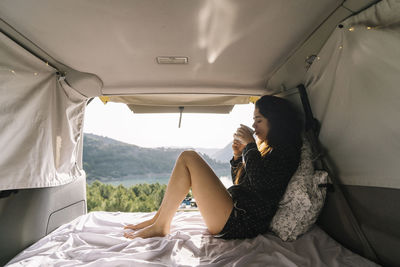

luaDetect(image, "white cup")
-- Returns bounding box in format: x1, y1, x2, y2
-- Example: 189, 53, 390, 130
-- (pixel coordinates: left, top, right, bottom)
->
234, 124, 255, 142
240, 124, 254, 134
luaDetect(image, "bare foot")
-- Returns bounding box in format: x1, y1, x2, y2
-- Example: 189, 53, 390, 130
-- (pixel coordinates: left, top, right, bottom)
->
124, 223, 169, 239
124, 217, 156, 230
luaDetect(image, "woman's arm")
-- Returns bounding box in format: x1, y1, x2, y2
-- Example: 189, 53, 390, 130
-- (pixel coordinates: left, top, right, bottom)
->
230, 139, 245, 184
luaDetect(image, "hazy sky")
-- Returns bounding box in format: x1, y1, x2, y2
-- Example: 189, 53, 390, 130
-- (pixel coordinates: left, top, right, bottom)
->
83, 97, 255, 149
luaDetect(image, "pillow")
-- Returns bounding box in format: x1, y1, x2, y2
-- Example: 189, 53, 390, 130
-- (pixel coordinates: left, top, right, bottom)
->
269, 139, 328, 241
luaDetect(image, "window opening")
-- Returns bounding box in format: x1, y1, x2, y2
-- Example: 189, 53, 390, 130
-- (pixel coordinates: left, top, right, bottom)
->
83, 97, 254, 212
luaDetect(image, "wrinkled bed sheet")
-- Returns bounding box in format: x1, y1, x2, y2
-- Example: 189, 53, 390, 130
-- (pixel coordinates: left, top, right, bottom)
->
6, 211, 379, 267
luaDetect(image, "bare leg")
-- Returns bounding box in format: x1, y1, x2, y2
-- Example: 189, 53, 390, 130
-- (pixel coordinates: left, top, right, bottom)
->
124, 151, 233, 239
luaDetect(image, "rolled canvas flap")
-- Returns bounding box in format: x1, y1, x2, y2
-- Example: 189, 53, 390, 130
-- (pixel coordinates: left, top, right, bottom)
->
0, 32, 87, 190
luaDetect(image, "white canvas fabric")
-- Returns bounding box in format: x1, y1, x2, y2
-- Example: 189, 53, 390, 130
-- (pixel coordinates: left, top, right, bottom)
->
304, 0, 400, 189
102, 94, 255, 114
103, 95, 253, 106
6, 211, 378, 267
0, 0, 341, 96
270, 140, 328, 241
0, 32, 87, 190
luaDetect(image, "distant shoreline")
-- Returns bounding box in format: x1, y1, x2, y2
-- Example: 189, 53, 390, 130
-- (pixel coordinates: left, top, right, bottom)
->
87, 170, 231, 188
87, 173, 233, 188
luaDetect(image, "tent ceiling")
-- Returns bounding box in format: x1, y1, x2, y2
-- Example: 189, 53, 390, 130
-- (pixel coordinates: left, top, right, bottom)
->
0, 0, 346, 97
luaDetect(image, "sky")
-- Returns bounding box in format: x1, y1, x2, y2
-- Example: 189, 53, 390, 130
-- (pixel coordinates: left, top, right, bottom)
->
83, 97, 255, 149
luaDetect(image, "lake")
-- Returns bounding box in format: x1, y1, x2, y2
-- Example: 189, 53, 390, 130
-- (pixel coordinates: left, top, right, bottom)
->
91, 172, 233, 189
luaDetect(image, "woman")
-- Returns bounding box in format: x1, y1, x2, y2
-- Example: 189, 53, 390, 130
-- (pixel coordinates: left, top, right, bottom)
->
124, 95, 302, 239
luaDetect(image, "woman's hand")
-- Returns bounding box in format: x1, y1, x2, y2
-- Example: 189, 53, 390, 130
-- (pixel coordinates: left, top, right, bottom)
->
233, 124, 255, 147
232, 140, 246, 160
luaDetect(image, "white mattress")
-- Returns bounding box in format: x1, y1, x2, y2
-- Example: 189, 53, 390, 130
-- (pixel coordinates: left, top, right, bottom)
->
6, 211, 379, 267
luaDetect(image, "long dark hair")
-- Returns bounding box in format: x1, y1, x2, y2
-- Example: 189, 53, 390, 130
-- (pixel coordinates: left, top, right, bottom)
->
255, 95, 302, 149
234, 95, 302, 185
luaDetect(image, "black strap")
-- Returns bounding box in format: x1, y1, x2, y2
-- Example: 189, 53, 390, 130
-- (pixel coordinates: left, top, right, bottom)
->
298, 84, 323, 171
297, 84, 380, 263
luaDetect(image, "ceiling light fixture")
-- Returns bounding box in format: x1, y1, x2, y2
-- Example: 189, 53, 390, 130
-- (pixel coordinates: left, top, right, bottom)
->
156, 56, 188, 64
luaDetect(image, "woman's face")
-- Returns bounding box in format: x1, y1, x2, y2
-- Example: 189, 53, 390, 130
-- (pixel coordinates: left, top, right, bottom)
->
252, 107, 269, 142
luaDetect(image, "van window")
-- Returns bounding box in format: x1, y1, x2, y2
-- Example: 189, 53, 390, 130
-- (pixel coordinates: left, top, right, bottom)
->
83, 97, 254, 212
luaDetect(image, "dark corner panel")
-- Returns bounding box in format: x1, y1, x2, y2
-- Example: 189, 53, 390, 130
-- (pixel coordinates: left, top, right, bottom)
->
318, 185, 400, 267
0, 175, 86, 266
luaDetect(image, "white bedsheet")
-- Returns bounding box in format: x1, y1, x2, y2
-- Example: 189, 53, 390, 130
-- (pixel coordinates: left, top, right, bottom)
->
6, 211, 379, 267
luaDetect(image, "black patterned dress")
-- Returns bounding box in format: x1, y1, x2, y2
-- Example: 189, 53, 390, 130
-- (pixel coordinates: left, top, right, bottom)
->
215, 142, 300, 239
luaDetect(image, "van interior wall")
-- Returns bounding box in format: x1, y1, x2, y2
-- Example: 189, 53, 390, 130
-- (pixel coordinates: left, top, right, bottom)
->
282, 85, 400, 267
289, 1, 400, 266
0, 175, 87, 266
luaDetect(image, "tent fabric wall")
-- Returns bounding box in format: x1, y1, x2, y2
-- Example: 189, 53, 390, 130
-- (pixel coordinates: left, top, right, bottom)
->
0, 32, 87, 190
304, 0, 400, 189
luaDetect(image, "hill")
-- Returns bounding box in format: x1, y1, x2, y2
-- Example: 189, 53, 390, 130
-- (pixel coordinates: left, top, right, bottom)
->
212, 142, 233, 163
194, 148, 220, 158
83, 133, 230, 183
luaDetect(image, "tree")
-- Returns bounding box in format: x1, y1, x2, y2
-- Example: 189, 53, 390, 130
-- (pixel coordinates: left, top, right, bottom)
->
86, 181, 167, 213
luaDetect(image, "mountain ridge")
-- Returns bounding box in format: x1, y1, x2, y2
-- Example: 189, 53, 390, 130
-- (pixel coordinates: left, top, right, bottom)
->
83, 133, 231, 183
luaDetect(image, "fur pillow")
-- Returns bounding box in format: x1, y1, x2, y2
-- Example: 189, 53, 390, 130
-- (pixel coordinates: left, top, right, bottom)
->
269, 139, 328, 241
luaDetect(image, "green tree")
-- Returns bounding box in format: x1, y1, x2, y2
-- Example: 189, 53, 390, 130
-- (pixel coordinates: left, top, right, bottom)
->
86, 181, 167, 213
